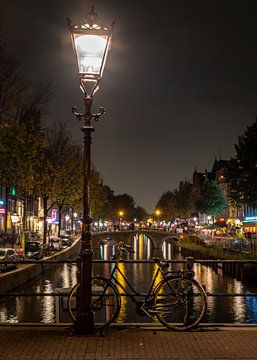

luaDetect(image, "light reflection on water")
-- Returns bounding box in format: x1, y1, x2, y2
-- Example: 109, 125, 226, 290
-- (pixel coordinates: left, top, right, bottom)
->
0, 233, 257, 324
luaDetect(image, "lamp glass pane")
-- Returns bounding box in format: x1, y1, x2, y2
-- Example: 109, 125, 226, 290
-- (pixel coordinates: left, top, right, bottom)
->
74, 34, 108, 75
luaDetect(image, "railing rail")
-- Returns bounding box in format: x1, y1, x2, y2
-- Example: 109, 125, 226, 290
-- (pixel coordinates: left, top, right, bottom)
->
1, 258, 257, 326
2, 259, 257, 264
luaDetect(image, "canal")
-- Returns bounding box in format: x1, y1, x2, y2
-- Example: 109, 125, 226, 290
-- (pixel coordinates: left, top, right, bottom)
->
1, 234, 257, 325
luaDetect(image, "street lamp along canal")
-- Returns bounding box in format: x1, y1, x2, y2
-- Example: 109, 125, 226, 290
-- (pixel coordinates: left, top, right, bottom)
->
67, 7, 114, 334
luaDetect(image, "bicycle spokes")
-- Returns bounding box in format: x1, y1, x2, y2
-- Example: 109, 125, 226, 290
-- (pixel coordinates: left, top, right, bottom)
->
154, 277, 207, 331
68, 277, 121, 330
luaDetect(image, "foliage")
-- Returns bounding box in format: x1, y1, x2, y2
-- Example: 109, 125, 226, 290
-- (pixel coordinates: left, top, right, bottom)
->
225, 119, 257, 208
155, 191, 176, 220
173, 181, 195, 218
110, 193, 136, 222
134, 206, 148, 222
155, 183, 195, 220
90, 168, 111, 220
196, 180, 227, 216
0, 38, 25, 123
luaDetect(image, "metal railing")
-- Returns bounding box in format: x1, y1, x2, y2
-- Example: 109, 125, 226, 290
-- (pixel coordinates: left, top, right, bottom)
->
1, 258, 257, 326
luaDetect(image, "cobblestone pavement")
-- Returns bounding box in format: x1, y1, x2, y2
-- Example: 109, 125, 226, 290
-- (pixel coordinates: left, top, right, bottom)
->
1, 326, 257, 359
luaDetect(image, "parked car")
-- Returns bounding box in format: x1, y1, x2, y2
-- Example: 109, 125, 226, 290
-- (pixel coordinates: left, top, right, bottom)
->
0, 248, 18, 272
61, 237, 72, 248
25, 241, 44, 260
49, 238, 62, 251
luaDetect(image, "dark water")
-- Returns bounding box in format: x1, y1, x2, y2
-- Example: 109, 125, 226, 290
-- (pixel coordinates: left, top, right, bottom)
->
1, 234, 257, 324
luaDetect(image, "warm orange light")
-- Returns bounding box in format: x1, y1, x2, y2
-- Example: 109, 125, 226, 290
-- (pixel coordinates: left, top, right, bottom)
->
155, 210, 161, 216
119, 211, 124, 217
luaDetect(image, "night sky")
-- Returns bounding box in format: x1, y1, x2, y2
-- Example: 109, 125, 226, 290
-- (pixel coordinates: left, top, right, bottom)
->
1, 0, 257, 212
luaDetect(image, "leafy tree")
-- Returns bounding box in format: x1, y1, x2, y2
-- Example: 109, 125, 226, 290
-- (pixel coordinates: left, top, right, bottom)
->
134, 206, 148, 222
196, 180, 227, 216
0, 38, 24, 123
174, 181, 195, 218
90, 167, 110, 221
155, 191, 176, 220
99, 185, 115, 220
34, 122, 75, 242
110, 193, 136, 222
225, 119, 257, 208
53, 142, 83, 237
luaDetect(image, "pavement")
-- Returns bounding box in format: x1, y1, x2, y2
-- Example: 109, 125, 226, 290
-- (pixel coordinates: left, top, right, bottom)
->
1, 325, 257, 359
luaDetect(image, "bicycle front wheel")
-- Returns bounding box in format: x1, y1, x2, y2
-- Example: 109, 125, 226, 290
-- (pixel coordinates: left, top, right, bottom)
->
68, 276, 121, 330
154, 276, 207, 331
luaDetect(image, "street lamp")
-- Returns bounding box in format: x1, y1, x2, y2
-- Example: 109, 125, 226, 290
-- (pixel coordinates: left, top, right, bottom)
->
65, 215, 70, 232
155, 209, 161, 229
67, 7, 114, 334
118, 211, 124, 230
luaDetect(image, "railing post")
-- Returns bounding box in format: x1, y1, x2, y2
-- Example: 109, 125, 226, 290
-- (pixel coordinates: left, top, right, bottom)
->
186, 256, 195, 278
185, 256, 195, 327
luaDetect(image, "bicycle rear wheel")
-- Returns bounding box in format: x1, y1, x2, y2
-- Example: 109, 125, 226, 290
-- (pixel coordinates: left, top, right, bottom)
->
68, 276, 121, 330
154, 276, 207, 331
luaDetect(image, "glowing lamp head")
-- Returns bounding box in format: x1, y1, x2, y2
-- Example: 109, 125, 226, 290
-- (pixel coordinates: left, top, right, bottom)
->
68, 6, 114, 92
74, 34, 109, 76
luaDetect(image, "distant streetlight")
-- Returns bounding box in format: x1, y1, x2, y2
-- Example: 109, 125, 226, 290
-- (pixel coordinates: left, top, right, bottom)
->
67, 6, 114, 334
118, 211, 124, 230
65, 215, 70, 231
155, 209, 161, 228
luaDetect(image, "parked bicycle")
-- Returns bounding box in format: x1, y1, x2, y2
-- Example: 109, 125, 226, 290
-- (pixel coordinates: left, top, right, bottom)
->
68, 241, 207, 331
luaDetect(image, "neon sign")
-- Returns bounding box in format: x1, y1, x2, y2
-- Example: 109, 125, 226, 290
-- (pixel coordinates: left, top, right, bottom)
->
244, 216, 257, 222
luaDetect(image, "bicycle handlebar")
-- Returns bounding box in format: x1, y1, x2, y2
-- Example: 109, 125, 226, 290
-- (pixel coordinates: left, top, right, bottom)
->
116, 242, 135, 254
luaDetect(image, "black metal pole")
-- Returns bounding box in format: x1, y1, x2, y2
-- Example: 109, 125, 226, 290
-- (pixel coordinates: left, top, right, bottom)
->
74, 96, 94, 334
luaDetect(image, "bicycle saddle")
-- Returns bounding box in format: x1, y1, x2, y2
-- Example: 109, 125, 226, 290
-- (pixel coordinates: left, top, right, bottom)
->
152, 257, 169, 268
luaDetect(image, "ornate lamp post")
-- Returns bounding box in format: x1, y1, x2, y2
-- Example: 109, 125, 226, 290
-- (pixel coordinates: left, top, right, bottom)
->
67, 7, 114, 334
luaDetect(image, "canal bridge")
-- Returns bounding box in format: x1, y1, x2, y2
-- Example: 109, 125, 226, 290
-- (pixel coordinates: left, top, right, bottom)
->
92, 230, 179, 249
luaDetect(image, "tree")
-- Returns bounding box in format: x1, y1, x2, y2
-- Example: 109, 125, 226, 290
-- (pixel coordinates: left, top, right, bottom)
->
174, 181, 195, 218
34, 122, 75, 243
0, 38, 25, 123
133, 206, 148, 222
52, 142, 83, 237
110, 194, 136, 222
155, 191, 176, 221
196, 180, 227, 217
90, 167, 110, 221
225, 119, 257, 208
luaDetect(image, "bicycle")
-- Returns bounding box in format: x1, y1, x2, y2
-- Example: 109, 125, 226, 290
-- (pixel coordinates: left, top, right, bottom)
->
68, 241, 207, 331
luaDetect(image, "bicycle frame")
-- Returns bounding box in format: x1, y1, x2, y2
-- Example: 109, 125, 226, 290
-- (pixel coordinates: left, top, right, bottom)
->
101, 258, 167, 307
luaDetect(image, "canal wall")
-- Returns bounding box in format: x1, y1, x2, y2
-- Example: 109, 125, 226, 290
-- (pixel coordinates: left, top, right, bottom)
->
178, 242, 257, 281
0, 238, 81, 293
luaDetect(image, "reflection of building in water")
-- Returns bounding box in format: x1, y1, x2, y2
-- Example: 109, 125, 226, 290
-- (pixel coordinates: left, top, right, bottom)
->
116, 262, 127, 323
99, 243, 110, 278
233, 279, 246, 322
162, 241, 172, 260
245, 289, 257, 323
152, 263, 163, 323
133, 234, 152, 260
60, 263, 77, 288
152, 263, 163, 291
70, 264, 77, 287
60, 263, 70, 289
41, 280, 55, 323
15, 297, 25, 323
195, 264, 215, 312
0, 307, 8, 322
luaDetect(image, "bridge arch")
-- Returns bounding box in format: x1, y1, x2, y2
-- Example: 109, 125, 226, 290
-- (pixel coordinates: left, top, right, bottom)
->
91, 230, 179, 250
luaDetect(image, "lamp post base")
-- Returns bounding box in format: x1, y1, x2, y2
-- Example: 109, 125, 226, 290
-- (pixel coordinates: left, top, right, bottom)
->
72, 311, 95, 335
